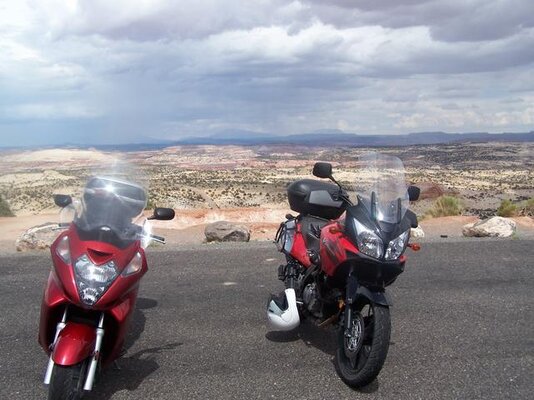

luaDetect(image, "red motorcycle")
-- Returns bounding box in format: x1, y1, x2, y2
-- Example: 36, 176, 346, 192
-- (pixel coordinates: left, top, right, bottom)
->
267, 152, 420, 387
39, 175, 174, 399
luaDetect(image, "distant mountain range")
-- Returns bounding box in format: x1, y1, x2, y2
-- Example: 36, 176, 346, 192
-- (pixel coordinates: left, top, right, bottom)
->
2, 130, 533, 151
176, 130, 534, 147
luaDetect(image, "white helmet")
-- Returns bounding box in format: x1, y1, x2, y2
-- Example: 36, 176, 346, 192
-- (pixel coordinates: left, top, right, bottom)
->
267, 288, 300, 331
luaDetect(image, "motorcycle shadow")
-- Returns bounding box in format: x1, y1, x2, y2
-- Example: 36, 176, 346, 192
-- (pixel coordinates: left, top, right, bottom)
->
266, 321, 381, 393
85, 298, 183, 400
265, 320, 338, 356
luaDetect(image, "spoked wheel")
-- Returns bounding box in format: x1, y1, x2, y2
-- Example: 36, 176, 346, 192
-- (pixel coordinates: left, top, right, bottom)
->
334, 300, 391, 388
48, 360, 89, 400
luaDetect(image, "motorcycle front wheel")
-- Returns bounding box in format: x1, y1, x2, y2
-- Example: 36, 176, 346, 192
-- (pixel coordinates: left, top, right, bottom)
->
48, 360, 89, 400
334, 300, 391, 388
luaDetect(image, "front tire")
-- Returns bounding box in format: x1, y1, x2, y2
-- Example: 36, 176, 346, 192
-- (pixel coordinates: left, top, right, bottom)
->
48, 360, 88, 400
334, 301, 391, 388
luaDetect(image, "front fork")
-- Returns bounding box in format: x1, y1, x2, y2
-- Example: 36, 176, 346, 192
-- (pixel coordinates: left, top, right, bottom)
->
43, 308, 105, 392
278, 260, 299, 290
343, 272, 359, 338
343, 270, 392, 339
43, 308, 68, 384
83, 313, 104, 391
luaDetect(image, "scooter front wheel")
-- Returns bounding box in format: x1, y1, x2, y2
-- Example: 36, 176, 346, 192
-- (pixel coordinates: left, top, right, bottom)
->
334, 301, 391, 388
48, 360, 89, 400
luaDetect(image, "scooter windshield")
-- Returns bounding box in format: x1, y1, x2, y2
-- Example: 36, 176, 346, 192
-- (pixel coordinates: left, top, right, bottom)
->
74, 177, 148, 243
354, 153, 409, 224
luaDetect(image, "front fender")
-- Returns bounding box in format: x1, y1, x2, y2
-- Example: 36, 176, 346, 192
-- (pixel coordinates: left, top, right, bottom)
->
52, 322, 96, 366
346, 274, 392, 307
356, 286, 392, 306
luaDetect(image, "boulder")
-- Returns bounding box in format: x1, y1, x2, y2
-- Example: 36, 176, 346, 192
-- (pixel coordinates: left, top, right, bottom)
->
410, 226, 425, 239
414, 182, 446, 200
16, 223, 60, 251
462, 217, 516, 238
204, 221, 250, 242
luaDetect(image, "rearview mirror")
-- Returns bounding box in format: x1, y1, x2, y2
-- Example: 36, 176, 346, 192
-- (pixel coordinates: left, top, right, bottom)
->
149, 207, 175, 221
313, 162, 332, 179
408, 186, 420, 202
54, 194, 72, 208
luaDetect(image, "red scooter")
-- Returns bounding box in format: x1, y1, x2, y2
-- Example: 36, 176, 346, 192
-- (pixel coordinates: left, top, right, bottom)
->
267, 152, 420, 387
39, 176, 174, 399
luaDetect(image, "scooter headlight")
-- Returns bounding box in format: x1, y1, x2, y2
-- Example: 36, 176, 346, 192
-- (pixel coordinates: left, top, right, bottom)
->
353, 219, 383, 259
74, 254, 118, 306
385, 230, 410, 261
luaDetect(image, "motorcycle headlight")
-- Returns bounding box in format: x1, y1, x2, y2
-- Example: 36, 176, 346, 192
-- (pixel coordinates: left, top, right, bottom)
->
385, 230, 410, 261
74, 254, 118, 306
353, 219, 383, 259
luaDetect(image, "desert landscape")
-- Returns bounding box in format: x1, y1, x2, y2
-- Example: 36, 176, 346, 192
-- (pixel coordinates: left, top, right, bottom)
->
0, 141, 533, 251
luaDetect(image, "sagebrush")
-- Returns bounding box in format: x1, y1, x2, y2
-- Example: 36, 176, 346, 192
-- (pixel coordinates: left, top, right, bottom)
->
519, 198, 534, 216
426, 196, 462, 217
497, 199, 517, 217
0, 195, 15, 217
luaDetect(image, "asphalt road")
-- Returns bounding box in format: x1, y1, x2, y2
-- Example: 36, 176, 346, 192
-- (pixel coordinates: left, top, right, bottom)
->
0, 239, 532, 399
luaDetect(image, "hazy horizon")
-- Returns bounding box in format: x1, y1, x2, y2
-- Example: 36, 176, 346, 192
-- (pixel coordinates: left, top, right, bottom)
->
0, 129, 532, 150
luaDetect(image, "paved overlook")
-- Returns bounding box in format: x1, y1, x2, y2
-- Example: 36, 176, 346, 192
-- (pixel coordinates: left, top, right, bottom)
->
0, 240, 532, 399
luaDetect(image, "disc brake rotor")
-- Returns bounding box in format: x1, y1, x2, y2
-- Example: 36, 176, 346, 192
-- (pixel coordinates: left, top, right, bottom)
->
344, 312, 365, 358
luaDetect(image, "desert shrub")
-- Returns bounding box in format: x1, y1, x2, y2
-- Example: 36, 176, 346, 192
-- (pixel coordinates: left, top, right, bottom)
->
145, 196, 156, 210
0, 195, 15, 217
426, 196, 462, 218
497, 199, 517, 217
519, 198, 534, 216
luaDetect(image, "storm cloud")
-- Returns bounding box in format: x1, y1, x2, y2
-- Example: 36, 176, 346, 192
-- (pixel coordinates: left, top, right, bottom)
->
0, 0, 533, 146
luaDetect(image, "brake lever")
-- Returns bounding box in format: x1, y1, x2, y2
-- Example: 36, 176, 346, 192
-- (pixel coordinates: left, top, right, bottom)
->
52, 223, 71, 231
138, 233, 166, 244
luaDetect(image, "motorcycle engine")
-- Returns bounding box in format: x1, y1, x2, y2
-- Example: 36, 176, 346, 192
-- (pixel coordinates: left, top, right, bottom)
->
302, 283, 322, 316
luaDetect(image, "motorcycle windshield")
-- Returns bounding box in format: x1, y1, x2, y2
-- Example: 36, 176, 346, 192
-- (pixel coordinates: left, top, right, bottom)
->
354, 152, 409, 224
75, 176, 147, 235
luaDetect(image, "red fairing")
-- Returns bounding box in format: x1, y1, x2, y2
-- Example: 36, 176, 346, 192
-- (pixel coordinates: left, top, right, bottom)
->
39, 272, 69, 350
319, 222, 359, 277
106, 287, 140, 363
49, 227, 147, 310
52, 323, 96, 366
40, 223, 148, 366
289, 223, 312, 268
49, 231, 80, 304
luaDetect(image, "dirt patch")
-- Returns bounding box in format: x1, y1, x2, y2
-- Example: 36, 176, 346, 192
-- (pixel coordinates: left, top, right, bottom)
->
1, 212, 532, 255
419, 216, 479, 238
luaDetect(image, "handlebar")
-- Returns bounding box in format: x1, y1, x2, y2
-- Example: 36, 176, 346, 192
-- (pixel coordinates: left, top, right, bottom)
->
53, 222, 167, 244
148, 234, 166, 244
52, 222, 71, 231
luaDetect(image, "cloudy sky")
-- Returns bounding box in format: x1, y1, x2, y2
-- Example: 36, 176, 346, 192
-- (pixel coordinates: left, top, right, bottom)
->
1, 0, 533, 146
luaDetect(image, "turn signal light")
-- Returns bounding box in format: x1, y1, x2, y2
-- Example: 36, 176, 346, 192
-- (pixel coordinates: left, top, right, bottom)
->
408, 243, 421, 251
